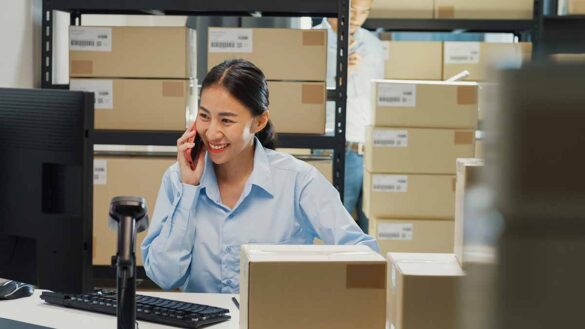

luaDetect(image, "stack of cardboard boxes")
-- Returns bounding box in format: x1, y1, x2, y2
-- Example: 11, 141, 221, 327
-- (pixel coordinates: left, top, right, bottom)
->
207, 27, 328, 134
364, 80, 478, 255
69, 26, 197, 266
371, 0, 534, 19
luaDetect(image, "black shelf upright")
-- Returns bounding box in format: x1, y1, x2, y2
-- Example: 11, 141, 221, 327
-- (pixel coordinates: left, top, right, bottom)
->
41, 0, 350, 196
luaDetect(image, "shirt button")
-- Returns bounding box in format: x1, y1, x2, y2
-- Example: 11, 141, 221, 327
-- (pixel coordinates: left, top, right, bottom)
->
226, 279, 232, 285
225, 246, 231, 252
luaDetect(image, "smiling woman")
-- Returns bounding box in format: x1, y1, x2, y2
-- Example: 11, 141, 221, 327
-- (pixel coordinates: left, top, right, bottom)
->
141, 59, 379, 294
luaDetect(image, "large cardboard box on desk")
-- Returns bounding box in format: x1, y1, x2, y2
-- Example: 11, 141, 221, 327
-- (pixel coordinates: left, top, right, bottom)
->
442, 42, 532, 81
365, 126, 475, 174
363, 172, 456, 219
370, 0, 434, 18
370, 218, 454, 254
388, 253, 464, 329
372, 80, 479, 128
207, 28, 327, 82
454, 158, 484, 267
93, 156, 176, 266
240, 245, 386, 329
435, 0, 534, 19
70, 78, 196, 131
69, 26, 196, 78
382, 42, 443, 80
268, 81, 326, 134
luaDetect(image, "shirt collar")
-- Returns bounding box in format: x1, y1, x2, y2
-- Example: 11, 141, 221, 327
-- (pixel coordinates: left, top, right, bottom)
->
198, 138, 274, 200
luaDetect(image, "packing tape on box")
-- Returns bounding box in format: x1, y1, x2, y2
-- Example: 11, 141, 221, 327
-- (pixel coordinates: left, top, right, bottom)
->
162, 81, 185, 97
71, 60, 93, 75
457, 86, 478, 105
437, 6, 455, 18
454, 131, 474, 145
301, 84, 325, 104
346, 264, 386, 289
302, 30, 325, 46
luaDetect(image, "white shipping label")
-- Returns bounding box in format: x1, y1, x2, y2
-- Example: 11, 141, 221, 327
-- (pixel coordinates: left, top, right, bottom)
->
373, 129, 408, 147
70, 79, 114, 110
373, 175, 408, 192
378, 223, 414, 241
377, 83, 416, 107
93, 160, 107, 185
444, 42, 481, 64
70, 26, 112, 52
209, 28, 253, 53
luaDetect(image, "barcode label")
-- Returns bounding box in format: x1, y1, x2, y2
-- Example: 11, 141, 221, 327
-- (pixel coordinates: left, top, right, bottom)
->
373, 175, 408, 192
209, 28, 253, 53
378, 223, 414, 241
445, 42, 480, 64
377, 83, 416, 107
373, 129, 408, 148
70, 79, 113, 110
93, 160, 107, 185
70, 27, 112, 52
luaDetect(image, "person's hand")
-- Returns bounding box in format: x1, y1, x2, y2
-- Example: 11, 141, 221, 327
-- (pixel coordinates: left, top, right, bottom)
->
348, 38, 362, 76
177, 127, 206, 186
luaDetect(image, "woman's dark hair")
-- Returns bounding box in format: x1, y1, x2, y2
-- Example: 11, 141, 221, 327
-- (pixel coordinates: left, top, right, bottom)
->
201, 59, 277, 150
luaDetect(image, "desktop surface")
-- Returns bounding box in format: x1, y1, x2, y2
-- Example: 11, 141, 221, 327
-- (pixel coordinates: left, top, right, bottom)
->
0, 290, 239, 329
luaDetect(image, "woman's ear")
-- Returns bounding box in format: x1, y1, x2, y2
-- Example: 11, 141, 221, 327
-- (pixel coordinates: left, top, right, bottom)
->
254, 111, 269, 133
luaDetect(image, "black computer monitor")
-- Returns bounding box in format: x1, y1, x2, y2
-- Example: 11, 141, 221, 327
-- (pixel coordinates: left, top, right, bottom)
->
0, 87, 94, 293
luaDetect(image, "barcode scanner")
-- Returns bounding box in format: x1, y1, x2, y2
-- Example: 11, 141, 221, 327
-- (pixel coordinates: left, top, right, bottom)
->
185, 121, 204, 170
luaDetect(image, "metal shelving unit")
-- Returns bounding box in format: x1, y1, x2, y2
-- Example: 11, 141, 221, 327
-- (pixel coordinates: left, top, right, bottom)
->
41, 0, 349, 195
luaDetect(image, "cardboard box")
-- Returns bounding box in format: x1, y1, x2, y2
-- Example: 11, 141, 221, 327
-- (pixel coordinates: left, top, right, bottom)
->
268, 81, 326, 134
372, 80, 479, 129
435, 0, 534, 19
382, 42, 443, 80
365, 126, 475, 174
240, 245, 386, 329
454, 158, 484, 266
207, 28, 327, 82
475, 140, 484, 158
550, 53, 585, 63
363, 172, 456, 219
558, 0, 585, 14
93, 156, 176, 266
443, 42, 532, 81
370, 218, 454, 254
370, 0, 434, 18
388, 253, 464, 329
70, 78, 195, 131
69, 26, 196, 78
305, 158, 332, 183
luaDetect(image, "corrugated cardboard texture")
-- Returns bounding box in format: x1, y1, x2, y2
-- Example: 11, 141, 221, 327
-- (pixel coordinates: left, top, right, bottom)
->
245, 261, 386, 329
71, 60, 93, 75
346, 264, 386, 289
208, 28, 327, 82
363, 172, 456, 219
70, 26, 196, 78
370, 218, 454, 254
454, 131, 475, 145
372, 81, 479, 129
383, 42, 443, 80
388, 253, 463, 329
162, 81, 185, 97
365, 126, 476, 174
443, 42, 533, 81
93, 156, 176, 266
267, 81, 325, 134
454, 159, 484, 267
457, 85, 478, 105
370, 0, 434, 18
434, 0, 534, 19
302, 30, 325, 46
77, 78, 191, 130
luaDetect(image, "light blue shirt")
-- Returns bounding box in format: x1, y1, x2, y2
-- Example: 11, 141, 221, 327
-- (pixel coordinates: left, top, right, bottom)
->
314, 18, 385, 143
142, 140, 379, 293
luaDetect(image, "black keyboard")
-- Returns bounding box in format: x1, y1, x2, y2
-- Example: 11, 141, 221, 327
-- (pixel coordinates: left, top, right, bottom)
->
40, 290, 231, 328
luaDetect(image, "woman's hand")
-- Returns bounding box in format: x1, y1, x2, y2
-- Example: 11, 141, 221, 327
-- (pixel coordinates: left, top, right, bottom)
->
177, 127, 206, 186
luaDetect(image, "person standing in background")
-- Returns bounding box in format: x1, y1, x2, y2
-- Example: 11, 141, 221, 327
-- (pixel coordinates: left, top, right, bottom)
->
314, 0, 384, 233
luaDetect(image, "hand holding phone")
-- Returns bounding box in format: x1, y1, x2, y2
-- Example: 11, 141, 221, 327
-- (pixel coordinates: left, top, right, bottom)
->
184, 121, 204, 171
177, 121, 205, 185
